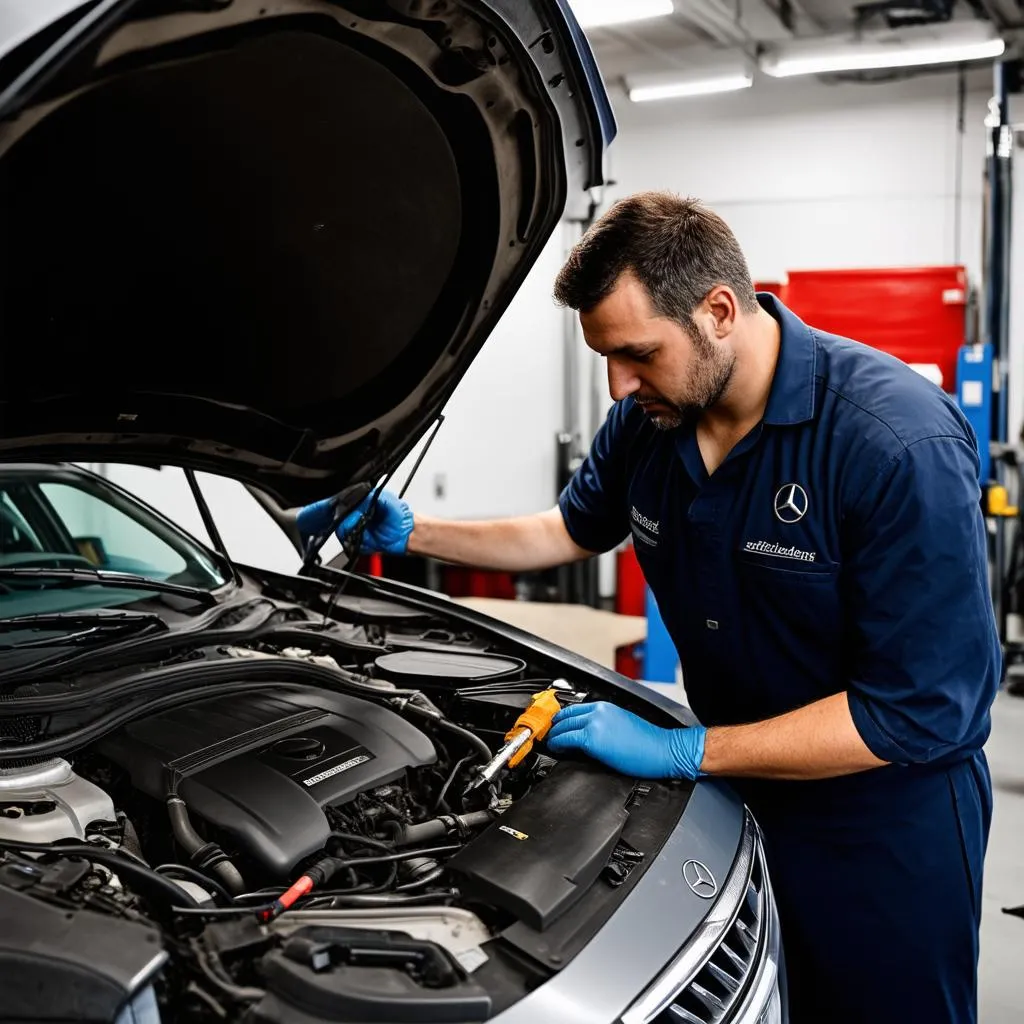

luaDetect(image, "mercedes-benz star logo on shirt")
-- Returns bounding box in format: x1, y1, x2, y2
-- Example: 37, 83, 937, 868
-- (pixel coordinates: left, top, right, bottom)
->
774, 483, 808, 524
682, 859, 718, 899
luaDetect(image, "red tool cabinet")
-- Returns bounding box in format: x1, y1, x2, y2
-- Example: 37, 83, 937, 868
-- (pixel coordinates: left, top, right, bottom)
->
755, 266, 969, 394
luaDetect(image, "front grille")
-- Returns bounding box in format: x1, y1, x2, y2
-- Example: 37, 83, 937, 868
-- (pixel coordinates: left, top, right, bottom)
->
655, 839, 767, 1023
622, 810, 780, 1024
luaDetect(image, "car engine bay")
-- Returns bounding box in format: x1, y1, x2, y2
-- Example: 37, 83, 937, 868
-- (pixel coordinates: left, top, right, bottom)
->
0, 575, 694, 1023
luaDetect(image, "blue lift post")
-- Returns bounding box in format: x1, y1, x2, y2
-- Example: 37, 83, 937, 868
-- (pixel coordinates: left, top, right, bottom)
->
957, 344, 994, 485
642, 586, 678, 683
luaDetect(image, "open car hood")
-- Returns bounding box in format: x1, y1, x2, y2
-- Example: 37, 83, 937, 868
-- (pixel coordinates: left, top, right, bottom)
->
0, 0, 613, 507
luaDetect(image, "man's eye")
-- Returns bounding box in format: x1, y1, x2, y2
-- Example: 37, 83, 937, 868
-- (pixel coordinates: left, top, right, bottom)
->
634, 350, 654, 363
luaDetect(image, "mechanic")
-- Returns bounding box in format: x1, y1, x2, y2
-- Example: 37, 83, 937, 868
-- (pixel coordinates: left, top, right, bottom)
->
297, 192, 999, 1024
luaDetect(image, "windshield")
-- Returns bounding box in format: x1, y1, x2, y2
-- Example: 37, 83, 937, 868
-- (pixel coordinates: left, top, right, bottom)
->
0, 467, 228, 617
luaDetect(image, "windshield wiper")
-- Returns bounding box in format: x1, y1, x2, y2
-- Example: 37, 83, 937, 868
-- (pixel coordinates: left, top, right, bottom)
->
0, 611, 168, 651
0, 569, 218, 608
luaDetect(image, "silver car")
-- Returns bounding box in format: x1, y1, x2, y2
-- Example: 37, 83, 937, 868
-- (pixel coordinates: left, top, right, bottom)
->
0, 2, 785, 1022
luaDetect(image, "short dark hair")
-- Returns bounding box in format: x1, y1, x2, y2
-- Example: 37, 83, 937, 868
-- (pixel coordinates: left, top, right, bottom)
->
553, 192, 759, 331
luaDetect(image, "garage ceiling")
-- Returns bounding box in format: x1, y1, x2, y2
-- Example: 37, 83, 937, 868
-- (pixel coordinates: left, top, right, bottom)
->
578, 0, 1018, 78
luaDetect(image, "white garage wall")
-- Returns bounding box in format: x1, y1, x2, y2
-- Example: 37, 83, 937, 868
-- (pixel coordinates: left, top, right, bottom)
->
391, 230, 568, 520
604, 70, 991, 285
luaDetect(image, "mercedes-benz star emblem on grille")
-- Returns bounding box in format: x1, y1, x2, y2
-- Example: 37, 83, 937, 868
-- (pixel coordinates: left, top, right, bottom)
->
774, 483, 808, 524
682, 859, 718, 899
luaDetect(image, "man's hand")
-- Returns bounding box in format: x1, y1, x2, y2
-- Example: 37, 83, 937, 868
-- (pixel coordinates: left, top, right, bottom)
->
546, 702, 707, 780
297, 491, 414, 556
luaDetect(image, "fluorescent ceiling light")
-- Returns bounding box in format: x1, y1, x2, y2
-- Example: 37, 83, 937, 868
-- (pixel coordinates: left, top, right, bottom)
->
628, 72, 754, 102
569, 0, 674, 30
760, 23, 1005, 77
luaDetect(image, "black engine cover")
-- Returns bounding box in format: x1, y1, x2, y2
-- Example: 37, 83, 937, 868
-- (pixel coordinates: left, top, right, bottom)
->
446, 761, 636, 930
99, 687, 435, 876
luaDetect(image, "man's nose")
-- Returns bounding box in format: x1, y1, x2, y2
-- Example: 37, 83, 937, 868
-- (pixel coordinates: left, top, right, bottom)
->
607, 360, 640, 402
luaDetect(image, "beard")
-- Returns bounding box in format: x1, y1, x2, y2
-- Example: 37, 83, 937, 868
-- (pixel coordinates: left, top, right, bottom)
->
636, 326, 736, 431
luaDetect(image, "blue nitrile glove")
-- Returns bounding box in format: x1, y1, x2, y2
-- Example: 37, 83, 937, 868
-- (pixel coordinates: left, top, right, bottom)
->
297, 491, 414, 556
546, 702, 707, 780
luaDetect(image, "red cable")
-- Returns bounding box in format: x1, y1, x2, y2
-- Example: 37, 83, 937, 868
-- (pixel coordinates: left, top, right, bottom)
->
260, 874, 314, 921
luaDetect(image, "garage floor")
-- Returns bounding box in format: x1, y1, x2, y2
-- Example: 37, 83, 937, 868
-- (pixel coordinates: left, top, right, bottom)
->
458, 599, 1024, 1021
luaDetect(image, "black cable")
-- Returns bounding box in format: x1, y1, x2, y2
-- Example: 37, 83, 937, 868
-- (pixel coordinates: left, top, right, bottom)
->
343, 862, 399, 895
185, 982, 229, 1019
174, 883, 463, 920
327, 832, 394, 854
318, 890, 458, 907
325, 832, 398, 892
174, 903, 275, 919
400, 702, 492, 764
190, 941, 265, 1003
155, 864, 233, 906
396, 866, 446, 892
440, 720, 493, 763
325, 844, 461, 873
435, 755, 474, 813
0, 838, 198, 911
174, 845, 460, 921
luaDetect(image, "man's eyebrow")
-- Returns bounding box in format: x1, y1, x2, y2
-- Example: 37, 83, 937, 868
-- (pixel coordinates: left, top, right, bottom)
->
602, 341, 655, 356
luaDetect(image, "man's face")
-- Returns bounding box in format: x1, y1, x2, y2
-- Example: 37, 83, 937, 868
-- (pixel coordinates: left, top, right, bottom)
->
580, 273, 735, 430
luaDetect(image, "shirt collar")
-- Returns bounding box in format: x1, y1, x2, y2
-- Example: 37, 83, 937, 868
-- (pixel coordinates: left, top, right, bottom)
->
759, 292, 819, 426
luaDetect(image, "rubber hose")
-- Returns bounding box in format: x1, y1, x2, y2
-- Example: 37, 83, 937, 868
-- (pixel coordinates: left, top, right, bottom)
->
401, 703, 492, 764
438, 718, 493, 764
155, 864, 234, 906
167, 797, 246, 895
395, 811, 493, 847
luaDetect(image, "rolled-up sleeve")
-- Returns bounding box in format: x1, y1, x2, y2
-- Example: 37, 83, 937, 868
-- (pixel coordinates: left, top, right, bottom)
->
558, 401, 631, 554
844, 435, 1001, 765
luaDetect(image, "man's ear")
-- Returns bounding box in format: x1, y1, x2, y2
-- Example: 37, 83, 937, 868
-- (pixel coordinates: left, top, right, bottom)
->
705, 286, 738, 339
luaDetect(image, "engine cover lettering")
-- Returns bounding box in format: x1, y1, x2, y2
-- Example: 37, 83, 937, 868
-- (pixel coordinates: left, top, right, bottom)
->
302, 754, 371, 788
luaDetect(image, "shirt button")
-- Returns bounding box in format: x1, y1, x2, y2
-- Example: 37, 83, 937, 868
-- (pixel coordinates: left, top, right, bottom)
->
706, 619, 719, 630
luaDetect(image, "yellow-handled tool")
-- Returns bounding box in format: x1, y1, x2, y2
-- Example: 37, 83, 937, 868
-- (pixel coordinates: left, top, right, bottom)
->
464, 687, 562, 794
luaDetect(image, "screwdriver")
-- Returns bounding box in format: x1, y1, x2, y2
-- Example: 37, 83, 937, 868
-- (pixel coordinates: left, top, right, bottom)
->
464, 687, 563, 795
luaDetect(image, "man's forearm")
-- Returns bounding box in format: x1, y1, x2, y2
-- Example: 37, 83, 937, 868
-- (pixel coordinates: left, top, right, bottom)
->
406, 507, 594, 573
700, 692, 888, 781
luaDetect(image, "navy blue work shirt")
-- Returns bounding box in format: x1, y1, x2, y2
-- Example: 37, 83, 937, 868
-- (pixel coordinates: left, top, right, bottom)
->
559, 294, 1000, 776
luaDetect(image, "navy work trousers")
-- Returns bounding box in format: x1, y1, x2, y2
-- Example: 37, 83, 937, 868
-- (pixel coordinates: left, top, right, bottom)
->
737, 753, 992, 1023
